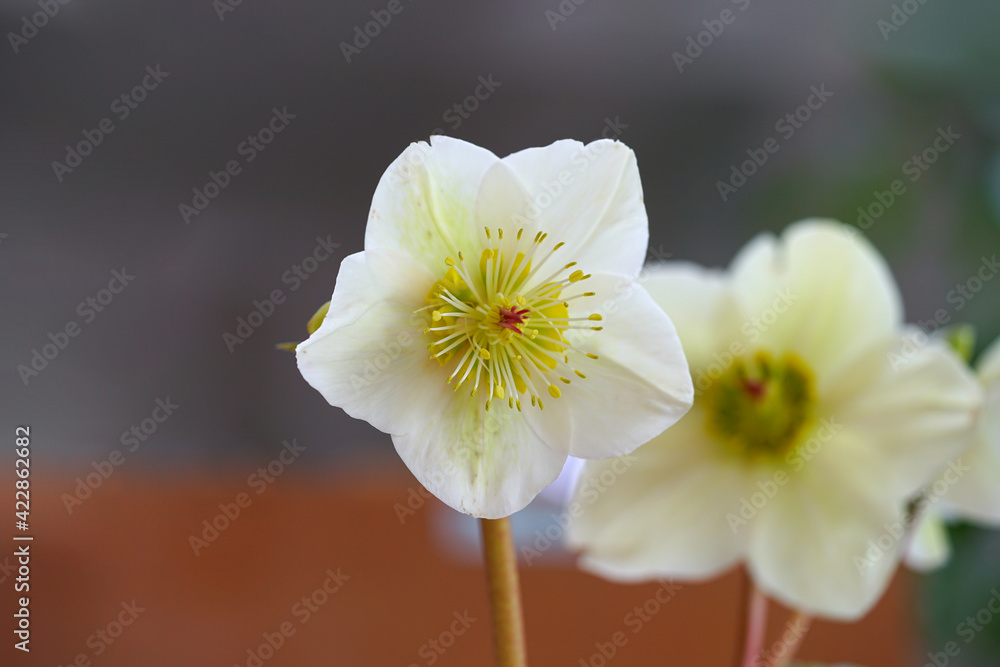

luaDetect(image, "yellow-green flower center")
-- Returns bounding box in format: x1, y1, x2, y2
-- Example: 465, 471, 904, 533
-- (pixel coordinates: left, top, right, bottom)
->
702, 350, 815, 462
420, 227, 602, 411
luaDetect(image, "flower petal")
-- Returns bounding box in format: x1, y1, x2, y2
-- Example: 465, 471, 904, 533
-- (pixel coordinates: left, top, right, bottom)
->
567, 410, 751, 580
942, 397, 1000, 525
905, 510, 951, 572
392, 401, 567, 518
365, 136, 499, 275
523, 273, 693, 459
940, 336, 1000, 524
365, 248, 438, 307
474, 159, 533, 235
641, 262, 745, 372
501, 139, 648, 277
749, 428, 904, 620
296, 253, 453, 437
729, 220, 903, 383
831, 335, 981, 499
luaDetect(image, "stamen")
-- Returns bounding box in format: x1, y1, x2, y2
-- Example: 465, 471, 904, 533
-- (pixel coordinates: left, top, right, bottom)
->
418, 230, 603, 411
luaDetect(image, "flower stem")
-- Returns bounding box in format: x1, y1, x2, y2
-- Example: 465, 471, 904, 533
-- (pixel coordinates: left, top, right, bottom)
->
772, 612, 813, 667
738, 581, 769, 667
480, 517, 528, 667
732, 571, 751, 666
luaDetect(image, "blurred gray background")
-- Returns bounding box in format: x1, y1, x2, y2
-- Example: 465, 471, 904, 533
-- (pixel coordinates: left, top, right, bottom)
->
2, 0, 1000, 659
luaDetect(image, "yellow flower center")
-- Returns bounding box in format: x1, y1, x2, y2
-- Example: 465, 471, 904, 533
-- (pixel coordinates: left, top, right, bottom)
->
702, 350, 815, 462
420, 227, 602, 411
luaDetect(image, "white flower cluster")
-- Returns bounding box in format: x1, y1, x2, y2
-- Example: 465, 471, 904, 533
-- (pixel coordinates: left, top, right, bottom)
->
296, 137, 998, 623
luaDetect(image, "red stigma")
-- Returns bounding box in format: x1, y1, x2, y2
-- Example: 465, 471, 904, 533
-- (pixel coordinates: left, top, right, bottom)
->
498, 306, 530, 334
741, 378, 767, 400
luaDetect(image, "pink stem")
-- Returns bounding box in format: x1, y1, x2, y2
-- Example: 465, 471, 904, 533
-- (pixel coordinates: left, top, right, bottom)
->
740, 584, 769, 667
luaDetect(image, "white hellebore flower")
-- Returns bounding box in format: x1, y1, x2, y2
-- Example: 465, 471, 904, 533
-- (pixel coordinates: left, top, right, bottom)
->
905, 335, 1000, 570
296, 136, 693, 519
566, 220, 981, 620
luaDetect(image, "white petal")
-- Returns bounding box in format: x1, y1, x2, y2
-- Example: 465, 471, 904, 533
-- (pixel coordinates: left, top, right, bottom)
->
310, 252, 380, 330
749, 428, 904, 620
365, 248, 438, 307
474, 159, 533, 236
942, 392, 1000, 525
501, 139, 648, 277
831, 336, 981, 499
944, 335, 1000, 524
296, 254, 453, 436
567, 410, 751, 580
640, 262, 745, 372
729, 219, 903, 383
365, 136, 499, 275
523, 273, 693, 459
905, 510, 951, 572
392, 400, 566, 518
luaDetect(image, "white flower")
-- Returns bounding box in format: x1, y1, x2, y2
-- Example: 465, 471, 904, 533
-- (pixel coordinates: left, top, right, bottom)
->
296, 136, 693, 519
905, 335, 1000, 570
566, 220, 981, 620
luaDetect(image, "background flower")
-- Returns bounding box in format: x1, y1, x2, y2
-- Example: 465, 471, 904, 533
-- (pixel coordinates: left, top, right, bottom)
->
567, 220, 981, 620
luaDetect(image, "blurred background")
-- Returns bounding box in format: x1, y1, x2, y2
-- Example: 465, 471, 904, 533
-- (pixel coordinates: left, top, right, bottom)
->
2, 0, 1000, 664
